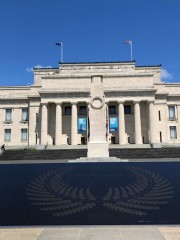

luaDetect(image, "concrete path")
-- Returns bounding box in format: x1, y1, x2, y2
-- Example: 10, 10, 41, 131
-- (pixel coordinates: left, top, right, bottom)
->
0, 226, 179, 240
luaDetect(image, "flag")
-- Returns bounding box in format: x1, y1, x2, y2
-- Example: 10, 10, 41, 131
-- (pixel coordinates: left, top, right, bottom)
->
55, 42, 62, 46
125, 40, 132, 45
87, 109, 90, 140
106, 106, 109, 141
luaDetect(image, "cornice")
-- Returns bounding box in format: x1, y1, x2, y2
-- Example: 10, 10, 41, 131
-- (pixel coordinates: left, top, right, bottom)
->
0, 86, 31, 90
41, 73, 154, 79
104, 88, 156, 93
39, 89, 90, 94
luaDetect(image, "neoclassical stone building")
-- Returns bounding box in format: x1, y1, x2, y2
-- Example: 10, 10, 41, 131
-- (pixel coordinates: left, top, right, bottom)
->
0, 61, 180, 148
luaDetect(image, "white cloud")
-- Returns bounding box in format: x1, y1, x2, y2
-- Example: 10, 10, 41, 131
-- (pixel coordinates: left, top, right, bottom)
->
26, 65, 52, 73
161, 68, 173, 81
26, 67, 33, 72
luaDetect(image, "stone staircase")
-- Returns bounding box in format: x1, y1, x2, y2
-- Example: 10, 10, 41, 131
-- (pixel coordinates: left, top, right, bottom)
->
0, 147, 180, 161
109, 148, 180, 159
0, 149, 87, 161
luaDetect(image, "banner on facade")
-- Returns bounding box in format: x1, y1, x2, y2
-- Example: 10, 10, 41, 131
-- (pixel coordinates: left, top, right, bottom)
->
110, 117, 118, 132
78, 118, 87, 133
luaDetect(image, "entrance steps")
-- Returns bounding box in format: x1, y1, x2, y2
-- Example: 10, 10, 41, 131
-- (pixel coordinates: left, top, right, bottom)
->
109, 144, 151, 149
0, 147, 180, 161
71, 157, 128, 162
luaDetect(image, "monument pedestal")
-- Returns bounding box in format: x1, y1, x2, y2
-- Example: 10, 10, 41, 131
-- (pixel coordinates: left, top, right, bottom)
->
88, 141, 109, 158
87, 75, 109, 158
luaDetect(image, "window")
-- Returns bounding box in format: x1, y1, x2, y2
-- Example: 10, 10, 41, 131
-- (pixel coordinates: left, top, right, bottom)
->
36, 113, 38, 124
21, 129, 27, 141
5, 129, 11, 141
168, 106, 176, 120
65, 107, 71, 115
109, 106, 116, 115
5, 109, 12, 121
160, 132, 162, 143
124, 105, 131, 114
170, 126, 177, 139
79, 106, 87, 115
22, 108, 28, 121
158, 111, 161, 121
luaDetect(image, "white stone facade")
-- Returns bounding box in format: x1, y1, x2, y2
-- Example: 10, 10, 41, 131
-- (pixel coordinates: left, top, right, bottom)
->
0, 61, 180, 148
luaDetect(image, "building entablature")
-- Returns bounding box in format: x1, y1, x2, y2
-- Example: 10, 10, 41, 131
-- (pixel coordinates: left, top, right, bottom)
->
39, 89, 90, 94
0, 97, 29, 104
39, 91, 89, 100
105, 89, 156, 97
167, 95, 180, 104
41, 73, 155, 79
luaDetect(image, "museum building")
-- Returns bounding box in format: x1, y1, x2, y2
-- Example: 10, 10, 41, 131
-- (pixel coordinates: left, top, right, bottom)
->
0, 61, 180, 148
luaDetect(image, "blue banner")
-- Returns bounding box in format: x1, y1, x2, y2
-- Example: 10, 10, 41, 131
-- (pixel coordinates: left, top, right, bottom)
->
78, 118, 87, 133
110, 117, 118, 132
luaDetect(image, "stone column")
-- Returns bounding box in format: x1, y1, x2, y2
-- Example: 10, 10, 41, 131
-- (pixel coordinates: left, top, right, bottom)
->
149, 101, 156, 143
55, 103, 62, 145
134, 101, 142, 144
41, 103, 48, 145
118, 101, 126, 144
71, 102, 78, 145
105, 102, 109, 142
178, 105, 180, 141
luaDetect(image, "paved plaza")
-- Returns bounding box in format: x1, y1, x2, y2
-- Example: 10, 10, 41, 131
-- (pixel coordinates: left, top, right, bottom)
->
0, 226, 180, 240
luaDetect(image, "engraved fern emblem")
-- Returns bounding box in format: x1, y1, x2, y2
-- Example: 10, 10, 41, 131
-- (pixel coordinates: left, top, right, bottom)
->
26, 167, 96, 216
26, 166, 173, 217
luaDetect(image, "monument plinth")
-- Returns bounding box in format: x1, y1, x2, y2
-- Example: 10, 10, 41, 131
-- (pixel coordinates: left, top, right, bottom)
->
87, 76, 109, 157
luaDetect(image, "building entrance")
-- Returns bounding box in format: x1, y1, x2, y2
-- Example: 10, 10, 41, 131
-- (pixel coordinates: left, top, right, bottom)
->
111, 136, 116, 144
81, 137, 86, 145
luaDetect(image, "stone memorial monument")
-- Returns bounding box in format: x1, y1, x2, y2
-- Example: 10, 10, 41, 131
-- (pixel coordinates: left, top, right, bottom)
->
87, 76, 109, 157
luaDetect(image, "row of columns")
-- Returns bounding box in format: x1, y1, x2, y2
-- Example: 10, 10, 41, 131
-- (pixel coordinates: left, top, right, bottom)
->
40, 101, 155, 145
41, 102, 78, 145
118, 101, 155, 144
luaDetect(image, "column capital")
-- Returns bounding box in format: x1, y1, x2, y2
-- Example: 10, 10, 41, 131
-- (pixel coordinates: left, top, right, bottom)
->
71, 102, 78, 106
133, 100, 141, 104
147, 100, 155, 105
40, 102, 48, 106
55, 102, 62, 106
118, 100, 125, 105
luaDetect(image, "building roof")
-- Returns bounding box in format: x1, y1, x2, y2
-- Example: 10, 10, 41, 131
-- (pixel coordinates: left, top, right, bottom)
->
58, 60, 136, 64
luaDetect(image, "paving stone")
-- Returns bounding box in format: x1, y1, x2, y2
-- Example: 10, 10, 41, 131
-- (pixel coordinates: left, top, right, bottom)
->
79, 227, 122, 240
0, 228, 43, 240
119, 227, 165, 240
37, 228, 80, 240
158, 226, 180, 240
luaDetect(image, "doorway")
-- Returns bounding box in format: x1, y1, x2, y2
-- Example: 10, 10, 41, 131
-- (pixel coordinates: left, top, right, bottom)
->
81, 137, 86, 145
111, 136, 116, 144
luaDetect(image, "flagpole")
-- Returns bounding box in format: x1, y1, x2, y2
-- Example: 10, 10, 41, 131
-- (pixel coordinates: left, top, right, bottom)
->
125, 40, 133, 61
61, 42, 63, 63
55, 42, 63, 63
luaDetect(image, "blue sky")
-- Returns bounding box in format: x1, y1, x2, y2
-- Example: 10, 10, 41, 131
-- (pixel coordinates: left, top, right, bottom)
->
0, 0, 180, 86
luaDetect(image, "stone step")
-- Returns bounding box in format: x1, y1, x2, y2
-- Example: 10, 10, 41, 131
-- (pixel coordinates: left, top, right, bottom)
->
71, 157, 126, 162
0, 147, 180, 161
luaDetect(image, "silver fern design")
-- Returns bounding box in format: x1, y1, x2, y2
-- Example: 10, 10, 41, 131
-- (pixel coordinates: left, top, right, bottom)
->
26, 166, 173, 217
103, 166, 174, 216
26, 167, 96, 217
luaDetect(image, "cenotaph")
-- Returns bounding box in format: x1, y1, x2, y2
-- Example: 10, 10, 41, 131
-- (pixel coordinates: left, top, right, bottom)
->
87, 76, 109, 157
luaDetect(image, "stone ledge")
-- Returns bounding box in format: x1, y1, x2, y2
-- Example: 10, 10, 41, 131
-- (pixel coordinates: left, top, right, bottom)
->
69, 157, 128, 162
